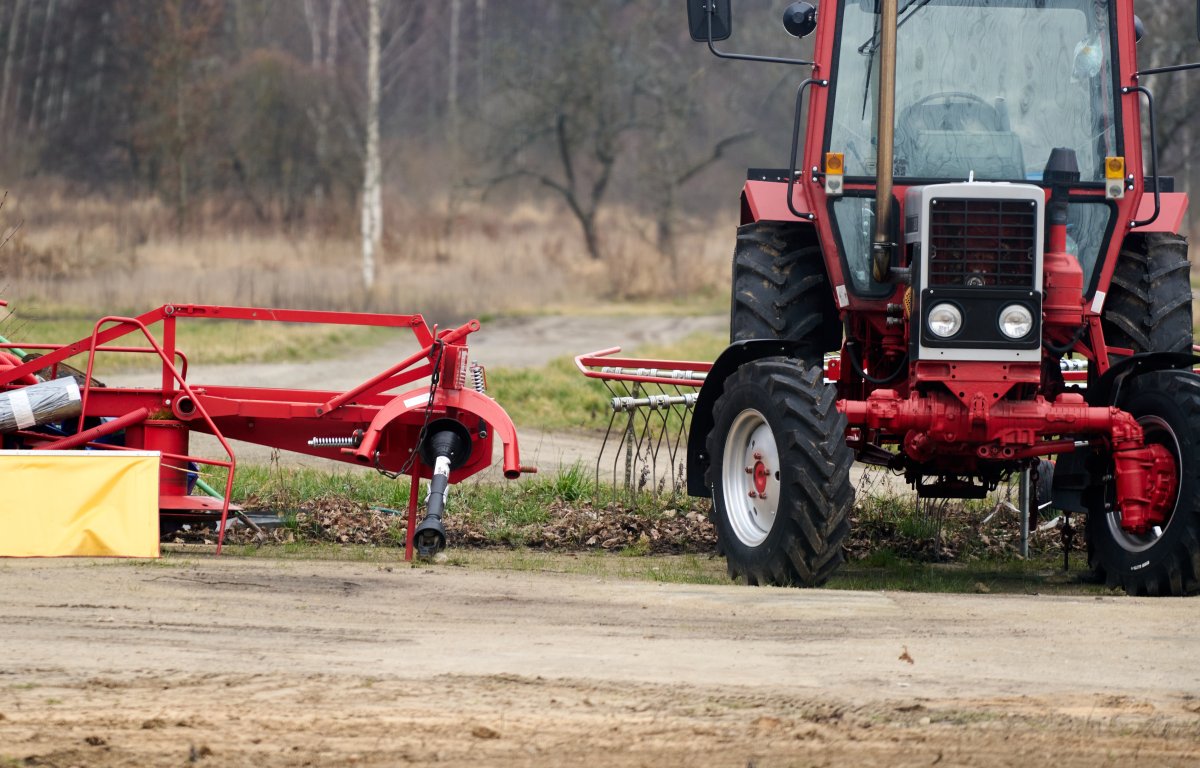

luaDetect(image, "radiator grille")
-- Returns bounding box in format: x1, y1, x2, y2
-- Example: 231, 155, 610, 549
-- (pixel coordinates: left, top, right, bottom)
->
927, 198, 1037, 288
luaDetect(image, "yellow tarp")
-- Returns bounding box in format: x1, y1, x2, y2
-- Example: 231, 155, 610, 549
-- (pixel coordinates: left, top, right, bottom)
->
0, 451, 160, 558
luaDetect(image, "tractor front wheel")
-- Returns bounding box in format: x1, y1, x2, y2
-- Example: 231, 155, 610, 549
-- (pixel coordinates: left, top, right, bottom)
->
1086, 370, 1200, 596
706, 358, 854, 587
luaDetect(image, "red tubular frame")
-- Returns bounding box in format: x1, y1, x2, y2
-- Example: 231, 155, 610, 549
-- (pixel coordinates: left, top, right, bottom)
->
0, 304, 525, 555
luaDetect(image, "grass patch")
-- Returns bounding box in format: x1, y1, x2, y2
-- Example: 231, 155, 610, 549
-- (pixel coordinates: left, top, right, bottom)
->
487, 329, 725, 431
486, 357, 613, 432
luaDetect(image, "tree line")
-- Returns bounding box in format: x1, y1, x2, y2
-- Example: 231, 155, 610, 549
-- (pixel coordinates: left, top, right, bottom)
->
0, 0, 1197, 285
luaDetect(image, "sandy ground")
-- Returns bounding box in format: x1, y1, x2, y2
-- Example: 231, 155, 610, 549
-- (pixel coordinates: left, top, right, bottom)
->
2, 556, 1199, 767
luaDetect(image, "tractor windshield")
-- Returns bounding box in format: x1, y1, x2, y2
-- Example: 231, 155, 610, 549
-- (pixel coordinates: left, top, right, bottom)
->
828, 0, 1118, 183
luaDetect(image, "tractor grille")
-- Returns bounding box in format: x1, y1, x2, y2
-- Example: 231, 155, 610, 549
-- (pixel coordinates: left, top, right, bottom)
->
927, 198, 1037, 288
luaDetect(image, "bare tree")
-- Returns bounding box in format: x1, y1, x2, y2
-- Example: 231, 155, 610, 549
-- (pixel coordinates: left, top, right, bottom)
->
0, 0, 27, 131
303, 0, 342, 204
475, 0, 485, 111
486, 1, 650, 261
26, 0, 55, 133
448, 0, 460, 133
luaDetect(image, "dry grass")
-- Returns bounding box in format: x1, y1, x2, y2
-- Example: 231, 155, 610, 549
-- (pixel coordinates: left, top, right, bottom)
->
0, 184, 736, 322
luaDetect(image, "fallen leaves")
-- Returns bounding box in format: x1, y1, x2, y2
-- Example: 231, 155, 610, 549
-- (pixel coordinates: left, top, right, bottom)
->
179, 495, 719, 554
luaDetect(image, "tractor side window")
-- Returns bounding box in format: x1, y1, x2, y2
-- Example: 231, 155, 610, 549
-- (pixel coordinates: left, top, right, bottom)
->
1066, 201, 1113, 292
828, 0, 1118, 183
831, 196, 893, 297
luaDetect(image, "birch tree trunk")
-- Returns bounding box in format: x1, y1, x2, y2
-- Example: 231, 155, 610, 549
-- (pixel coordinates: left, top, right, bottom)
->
361, 0, 382, 291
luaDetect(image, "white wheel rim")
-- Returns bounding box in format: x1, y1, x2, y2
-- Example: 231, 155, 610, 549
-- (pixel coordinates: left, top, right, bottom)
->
721, 409, 781, 547
1107, 415, 1180, 553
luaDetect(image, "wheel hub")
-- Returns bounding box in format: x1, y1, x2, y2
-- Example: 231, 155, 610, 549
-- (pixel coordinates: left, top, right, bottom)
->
1109, 415, 1181, 550
721, 409, 781, 547
752, 460, 769, 495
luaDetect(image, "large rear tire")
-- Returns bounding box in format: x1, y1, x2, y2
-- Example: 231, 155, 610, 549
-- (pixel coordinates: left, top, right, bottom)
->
1101, 233, 1193, 357
706, 358, 854, 587
1086, 370, 1200, 596
1089, 233, 1193, 584
731, 222, 841, 357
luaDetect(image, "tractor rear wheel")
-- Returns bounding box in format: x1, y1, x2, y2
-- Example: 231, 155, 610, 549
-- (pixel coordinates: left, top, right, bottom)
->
1101, 233, 1193, 357
1086, 370, 1200, 596
731, 222, 840, 357
706, 358, 854, 587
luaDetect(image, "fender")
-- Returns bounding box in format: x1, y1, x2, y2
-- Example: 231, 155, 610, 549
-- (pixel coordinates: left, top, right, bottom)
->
740, 179, 815, 224
1087, 351, 1200, 407
353, 386, 522, 481
1132, 191, 1188, 233
686, 339, 814, 497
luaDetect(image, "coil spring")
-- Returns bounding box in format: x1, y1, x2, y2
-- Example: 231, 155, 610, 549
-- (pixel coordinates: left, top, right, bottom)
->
469, 363, 486, 393
307, 433, 361, 448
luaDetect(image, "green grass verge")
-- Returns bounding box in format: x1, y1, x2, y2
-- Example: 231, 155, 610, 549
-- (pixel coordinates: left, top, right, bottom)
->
486, 330, 726, 431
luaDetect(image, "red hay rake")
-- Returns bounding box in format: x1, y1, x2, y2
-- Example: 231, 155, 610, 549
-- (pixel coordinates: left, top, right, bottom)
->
575, 348, 710, 501
0, 303, 529, 556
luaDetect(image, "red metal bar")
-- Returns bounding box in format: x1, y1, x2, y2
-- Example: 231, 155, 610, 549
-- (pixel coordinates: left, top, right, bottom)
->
76, 315, 239, 553
0, 306, 171, 386
161, 304, 432, 336
34, 407, 150, 451
575, 347, 712, 388
161, 314, 176, 394
319, 348, 434, 415
0, 343, 191, 382
405, 472, 420, 562
320, 319, 480, 415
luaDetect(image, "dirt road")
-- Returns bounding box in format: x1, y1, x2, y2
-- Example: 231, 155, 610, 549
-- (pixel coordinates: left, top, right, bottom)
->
2, 556, 1199, 767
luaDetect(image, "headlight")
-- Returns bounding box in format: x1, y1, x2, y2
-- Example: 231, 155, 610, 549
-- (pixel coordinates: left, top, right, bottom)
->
998, 304, 1034, 339
927, 303, 963, 338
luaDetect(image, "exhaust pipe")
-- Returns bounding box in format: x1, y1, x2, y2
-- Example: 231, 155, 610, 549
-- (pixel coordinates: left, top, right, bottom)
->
871, 0, 899, 283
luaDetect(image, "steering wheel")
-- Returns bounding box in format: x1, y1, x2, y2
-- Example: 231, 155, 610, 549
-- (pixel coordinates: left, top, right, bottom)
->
899, 92, 1003, 135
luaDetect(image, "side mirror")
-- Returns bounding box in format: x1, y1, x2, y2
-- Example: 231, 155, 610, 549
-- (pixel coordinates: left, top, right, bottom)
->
687, 0, 732, 43
782, 2, 817, 38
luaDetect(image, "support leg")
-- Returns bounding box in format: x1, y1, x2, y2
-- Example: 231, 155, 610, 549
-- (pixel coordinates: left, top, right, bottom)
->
405, 472, 420, 562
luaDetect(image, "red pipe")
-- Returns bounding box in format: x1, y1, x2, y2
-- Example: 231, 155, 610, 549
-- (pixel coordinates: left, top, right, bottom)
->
34, 407, 150, 451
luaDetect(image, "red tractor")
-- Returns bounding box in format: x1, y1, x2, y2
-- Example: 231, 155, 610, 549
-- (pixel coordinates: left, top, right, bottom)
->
685, 0, 1200, 594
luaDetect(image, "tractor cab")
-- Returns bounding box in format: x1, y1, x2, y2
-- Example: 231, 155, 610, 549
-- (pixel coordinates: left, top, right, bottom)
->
826, 0, 1123, 301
